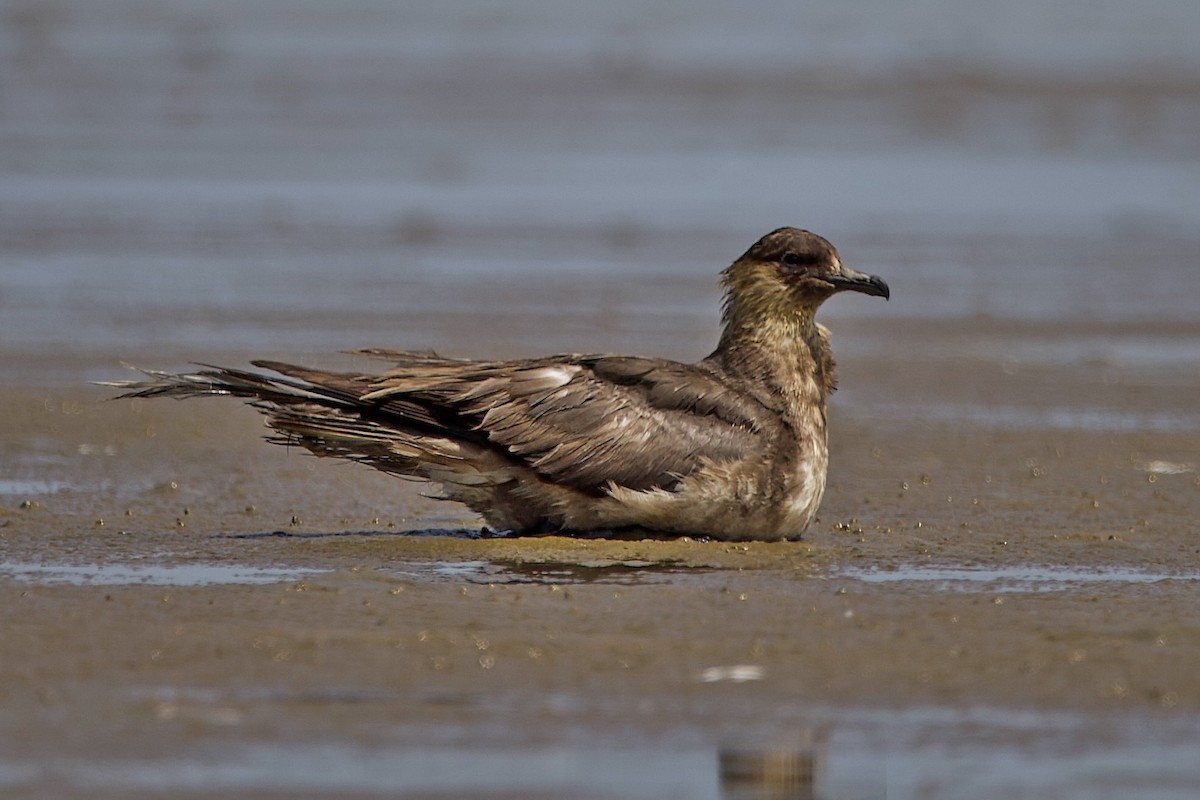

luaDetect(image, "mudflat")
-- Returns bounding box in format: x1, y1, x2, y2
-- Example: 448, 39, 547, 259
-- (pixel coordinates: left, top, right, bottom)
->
4, 334, 1199, 795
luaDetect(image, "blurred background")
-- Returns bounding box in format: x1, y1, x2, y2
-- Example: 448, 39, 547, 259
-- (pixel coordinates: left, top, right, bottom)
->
2, 0, 1198, 418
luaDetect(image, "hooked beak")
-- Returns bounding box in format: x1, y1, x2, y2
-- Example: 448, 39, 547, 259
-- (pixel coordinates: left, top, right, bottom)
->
828, 267, 890, 300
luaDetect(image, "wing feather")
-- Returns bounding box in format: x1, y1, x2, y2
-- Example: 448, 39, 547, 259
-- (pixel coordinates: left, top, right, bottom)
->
360, 353, 768, 493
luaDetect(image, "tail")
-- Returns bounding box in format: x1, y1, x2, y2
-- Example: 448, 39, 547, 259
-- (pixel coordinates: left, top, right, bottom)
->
100, 362, 355, 406
100, 362, 514, 490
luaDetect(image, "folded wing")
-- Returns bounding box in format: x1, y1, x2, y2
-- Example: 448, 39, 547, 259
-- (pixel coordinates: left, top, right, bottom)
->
259, 351, 769, 495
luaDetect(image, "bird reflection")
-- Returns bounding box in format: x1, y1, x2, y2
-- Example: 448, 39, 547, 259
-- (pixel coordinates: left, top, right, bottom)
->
719, 729, 826, 800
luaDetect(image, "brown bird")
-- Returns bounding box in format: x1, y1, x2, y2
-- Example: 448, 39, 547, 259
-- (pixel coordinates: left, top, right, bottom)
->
106, 228, 888, 541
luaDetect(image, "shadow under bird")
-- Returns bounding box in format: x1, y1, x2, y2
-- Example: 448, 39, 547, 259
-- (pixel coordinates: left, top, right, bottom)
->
106, 228, 889, 541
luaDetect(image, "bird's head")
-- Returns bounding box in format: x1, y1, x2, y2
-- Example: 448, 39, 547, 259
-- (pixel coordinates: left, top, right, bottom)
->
720, 227, 889, 334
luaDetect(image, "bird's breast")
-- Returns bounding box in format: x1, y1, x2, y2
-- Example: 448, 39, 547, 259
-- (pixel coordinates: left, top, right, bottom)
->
772, 385, 830, 535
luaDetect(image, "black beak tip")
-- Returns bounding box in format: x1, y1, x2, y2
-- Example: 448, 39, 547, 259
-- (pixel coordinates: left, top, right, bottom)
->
825, 270, 890, 300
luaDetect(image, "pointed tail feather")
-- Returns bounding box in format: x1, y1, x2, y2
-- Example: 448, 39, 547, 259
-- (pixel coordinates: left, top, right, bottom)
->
99, 363, 348, 407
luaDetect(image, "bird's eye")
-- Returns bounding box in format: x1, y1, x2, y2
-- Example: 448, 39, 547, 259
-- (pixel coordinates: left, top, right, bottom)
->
781, 252, 803, 266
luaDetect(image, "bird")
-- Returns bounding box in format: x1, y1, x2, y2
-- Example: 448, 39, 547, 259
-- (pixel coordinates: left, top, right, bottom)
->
106, 228, 889, 541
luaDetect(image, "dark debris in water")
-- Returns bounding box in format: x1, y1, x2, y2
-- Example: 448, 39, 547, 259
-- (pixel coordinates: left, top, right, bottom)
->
224, 527, 712, 542
480, 558, 715, 585
226, 527, 492, 540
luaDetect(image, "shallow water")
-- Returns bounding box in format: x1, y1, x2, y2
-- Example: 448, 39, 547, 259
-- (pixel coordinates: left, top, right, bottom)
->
9, 555, 1195, 593
4, 707, 1197, 799
842, 564, 1200, 593
0, 479, 76, 495
0, 560, 325, 587
406, 558, 715, 585
3, 1, 1199, 390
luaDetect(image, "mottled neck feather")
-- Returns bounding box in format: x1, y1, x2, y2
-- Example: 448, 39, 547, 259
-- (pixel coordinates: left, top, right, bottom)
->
709, 272, 837, 403
719, 286, 815, 343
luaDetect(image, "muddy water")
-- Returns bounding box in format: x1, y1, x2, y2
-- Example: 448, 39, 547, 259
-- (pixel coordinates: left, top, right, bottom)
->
4, 1, 1200, 798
